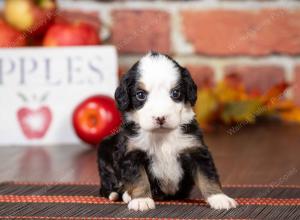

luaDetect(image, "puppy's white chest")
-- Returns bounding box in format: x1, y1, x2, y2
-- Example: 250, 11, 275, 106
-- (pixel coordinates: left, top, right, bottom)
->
129, 128, 198, 195
150, 145, 183, 195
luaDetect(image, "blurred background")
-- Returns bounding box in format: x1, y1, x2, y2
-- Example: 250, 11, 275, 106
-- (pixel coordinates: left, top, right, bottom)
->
0, 0, 299, 187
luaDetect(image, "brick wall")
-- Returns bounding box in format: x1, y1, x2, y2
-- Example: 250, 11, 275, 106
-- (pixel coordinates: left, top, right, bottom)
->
60, 0, 300, 105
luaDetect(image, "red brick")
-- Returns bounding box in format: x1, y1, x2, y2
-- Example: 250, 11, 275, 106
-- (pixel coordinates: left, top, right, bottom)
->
225, 65, 285, 94
56, 10, 101, 32
186, 65, 214, 88
182, 9, 300, 56
111, 10, 170, 54
294, 66, 300, 105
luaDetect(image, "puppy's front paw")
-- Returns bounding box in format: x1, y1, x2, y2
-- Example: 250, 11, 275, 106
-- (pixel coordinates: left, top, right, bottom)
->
108, 192, 119, 201
128, 197, 155, 211
122, 191, 132, 203
207, 193, 237, 210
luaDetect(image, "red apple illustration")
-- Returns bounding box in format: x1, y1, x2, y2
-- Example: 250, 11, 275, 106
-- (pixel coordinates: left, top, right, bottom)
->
17, 106, 52, 139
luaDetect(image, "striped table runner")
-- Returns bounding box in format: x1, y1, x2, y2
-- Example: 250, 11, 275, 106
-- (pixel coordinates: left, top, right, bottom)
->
0, 182, 299, 219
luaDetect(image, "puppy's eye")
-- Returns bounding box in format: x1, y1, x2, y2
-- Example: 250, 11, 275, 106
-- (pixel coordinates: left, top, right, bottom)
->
170, 89, 181, 100
136, 90, 147, 101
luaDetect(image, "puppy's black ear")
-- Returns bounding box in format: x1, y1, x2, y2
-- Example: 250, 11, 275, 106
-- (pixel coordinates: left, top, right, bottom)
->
115, 74, 131, 112
115, 62, 139, 112
182, 68, 197, 106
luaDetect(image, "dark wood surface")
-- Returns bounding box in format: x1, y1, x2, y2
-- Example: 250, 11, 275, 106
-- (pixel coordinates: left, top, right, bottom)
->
0, 122, 299, 186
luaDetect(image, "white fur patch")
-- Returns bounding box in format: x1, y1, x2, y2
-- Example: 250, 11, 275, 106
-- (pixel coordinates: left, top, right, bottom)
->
128, 197, 155, 211
139, 53, 179, 91
122, 191, 132, 204
108, 192, 119, 201
128, 127, 199, 195
207, 193, 238, 210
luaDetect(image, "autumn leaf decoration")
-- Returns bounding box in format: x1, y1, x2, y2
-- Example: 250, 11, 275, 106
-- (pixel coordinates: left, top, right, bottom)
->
194, 73, 300, 129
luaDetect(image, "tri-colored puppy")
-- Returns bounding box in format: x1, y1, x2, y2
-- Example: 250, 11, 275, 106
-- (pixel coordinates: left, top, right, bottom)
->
97, 52, 237, 211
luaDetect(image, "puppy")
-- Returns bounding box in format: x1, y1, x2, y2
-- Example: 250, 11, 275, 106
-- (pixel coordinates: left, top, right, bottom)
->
97, 52, 237, 211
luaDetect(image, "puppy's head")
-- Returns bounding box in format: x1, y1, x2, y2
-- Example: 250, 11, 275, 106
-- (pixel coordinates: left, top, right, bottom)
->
115, 52, 197, 132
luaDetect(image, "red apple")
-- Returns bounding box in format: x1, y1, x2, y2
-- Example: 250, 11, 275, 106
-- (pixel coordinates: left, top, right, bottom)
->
17, 106, 52, 139
4, 0, 57, 36
0, 19, 27, 47
73, 95, 121, 146
43, 21, 100, 47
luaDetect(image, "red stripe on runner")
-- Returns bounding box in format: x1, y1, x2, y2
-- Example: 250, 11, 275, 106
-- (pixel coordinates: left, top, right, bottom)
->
0, 195, 299, 206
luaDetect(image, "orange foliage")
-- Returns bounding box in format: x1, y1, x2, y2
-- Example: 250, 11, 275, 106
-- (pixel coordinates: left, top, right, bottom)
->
194, 75, 300, 128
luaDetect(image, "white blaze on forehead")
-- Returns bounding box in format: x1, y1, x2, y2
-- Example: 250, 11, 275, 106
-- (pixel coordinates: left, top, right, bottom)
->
138, 53, 180, 90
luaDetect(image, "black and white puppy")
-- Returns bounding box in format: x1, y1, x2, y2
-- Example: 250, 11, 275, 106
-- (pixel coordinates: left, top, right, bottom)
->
97, 52, 237, 211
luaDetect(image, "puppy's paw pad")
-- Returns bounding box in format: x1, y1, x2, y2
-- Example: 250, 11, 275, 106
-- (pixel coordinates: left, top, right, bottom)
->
128, 197, 155, 211
207, 194, 238, 210
108, 192, 119, 201
122, 191, 132, 203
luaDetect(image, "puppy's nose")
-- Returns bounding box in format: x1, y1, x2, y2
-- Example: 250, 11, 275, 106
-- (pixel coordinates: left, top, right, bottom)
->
155, 116, 166, 126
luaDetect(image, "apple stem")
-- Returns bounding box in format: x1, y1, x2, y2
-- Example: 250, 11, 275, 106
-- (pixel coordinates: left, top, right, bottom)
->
91, 117, 98, 126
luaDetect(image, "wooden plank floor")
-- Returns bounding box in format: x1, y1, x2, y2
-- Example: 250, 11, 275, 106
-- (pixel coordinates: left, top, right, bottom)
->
0, 122, 299, 187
